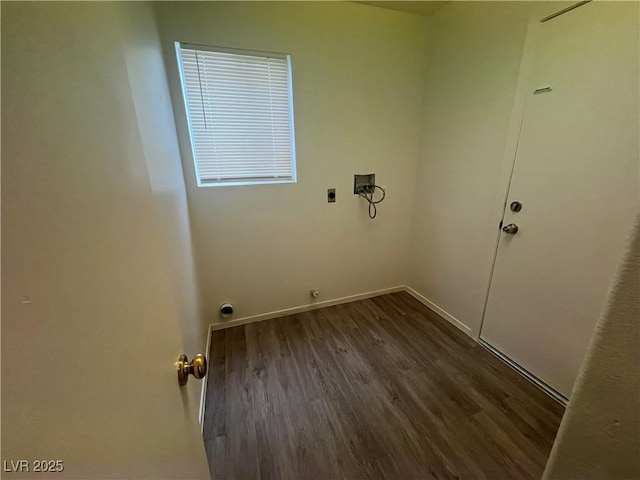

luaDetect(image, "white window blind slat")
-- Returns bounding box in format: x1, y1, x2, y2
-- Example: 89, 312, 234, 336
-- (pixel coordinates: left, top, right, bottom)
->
177, 43, 297, 186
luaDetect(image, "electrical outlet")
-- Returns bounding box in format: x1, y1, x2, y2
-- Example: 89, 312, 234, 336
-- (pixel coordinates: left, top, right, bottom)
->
327, 188, 336, 203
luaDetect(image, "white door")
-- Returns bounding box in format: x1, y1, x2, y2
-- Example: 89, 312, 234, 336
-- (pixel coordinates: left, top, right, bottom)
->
480, 1, 639, 399
1, 3, 210, 478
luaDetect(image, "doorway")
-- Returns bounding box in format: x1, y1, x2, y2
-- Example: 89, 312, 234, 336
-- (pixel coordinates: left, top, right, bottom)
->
480, 1, 639, 399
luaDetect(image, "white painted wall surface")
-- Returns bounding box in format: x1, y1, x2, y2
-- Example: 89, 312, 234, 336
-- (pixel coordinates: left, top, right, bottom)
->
408, 2, 536, 335
154, 1, 429, 324
1, 3, 209, 477
120, 2, 208, 407
543, 216, 640, 479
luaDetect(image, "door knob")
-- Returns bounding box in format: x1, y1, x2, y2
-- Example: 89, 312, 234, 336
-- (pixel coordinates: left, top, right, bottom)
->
176, 354, 207, 387
502, 223, 519, 234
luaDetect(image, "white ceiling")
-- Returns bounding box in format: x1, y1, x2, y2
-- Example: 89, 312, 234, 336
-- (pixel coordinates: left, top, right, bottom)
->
355, 1, 449, 16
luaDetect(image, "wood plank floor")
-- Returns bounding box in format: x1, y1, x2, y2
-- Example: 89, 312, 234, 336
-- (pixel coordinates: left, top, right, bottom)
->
203, 292, 564, 479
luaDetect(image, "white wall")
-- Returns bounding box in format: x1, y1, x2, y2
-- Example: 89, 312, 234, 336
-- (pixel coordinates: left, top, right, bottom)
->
543, 216, 640, 479
154, 1, 429, 324
408, 2, 536, 336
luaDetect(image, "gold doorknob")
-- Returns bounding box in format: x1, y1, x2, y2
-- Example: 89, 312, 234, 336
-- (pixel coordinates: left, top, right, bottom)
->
176, 353, 207, 387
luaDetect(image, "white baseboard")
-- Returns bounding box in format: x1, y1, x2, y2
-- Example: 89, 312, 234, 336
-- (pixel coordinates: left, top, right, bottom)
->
404, 286, 472, 335
209, 285, 406, 331
207, 285, 471, 337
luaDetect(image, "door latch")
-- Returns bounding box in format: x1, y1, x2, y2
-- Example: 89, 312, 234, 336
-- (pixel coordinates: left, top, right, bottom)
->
502, 223, 519, 235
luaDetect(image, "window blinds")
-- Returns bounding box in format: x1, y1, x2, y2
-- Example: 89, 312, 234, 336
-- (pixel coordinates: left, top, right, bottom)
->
177, 44, 296, 186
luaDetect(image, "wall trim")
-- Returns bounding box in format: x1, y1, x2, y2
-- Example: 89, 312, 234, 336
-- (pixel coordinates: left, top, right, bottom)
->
404, 286, 472, 334
209, 285, 406, 331
479, 339, 568, 406
207, 285, 472, 336
199, 324, 213, 430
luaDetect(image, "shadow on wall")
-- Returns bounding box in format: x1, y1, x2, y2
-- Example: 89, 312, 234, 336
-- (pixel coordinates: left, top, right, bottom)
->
543, 216, 640, 479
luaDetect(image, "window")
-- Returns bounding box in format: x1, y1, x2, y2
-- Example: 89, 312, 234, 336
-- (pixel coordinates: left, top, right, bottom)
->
176, 43, 297, 187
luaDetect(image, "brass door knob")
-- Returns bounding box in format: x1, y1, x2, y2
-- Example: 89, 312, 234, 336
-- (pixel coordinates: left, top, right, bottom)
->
176, 354, 207, 387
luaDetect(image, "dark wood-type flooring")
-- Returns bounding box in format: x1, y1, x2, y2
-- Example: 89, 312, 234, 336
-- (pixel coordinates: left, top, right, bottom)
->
204, 292, 564, 479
